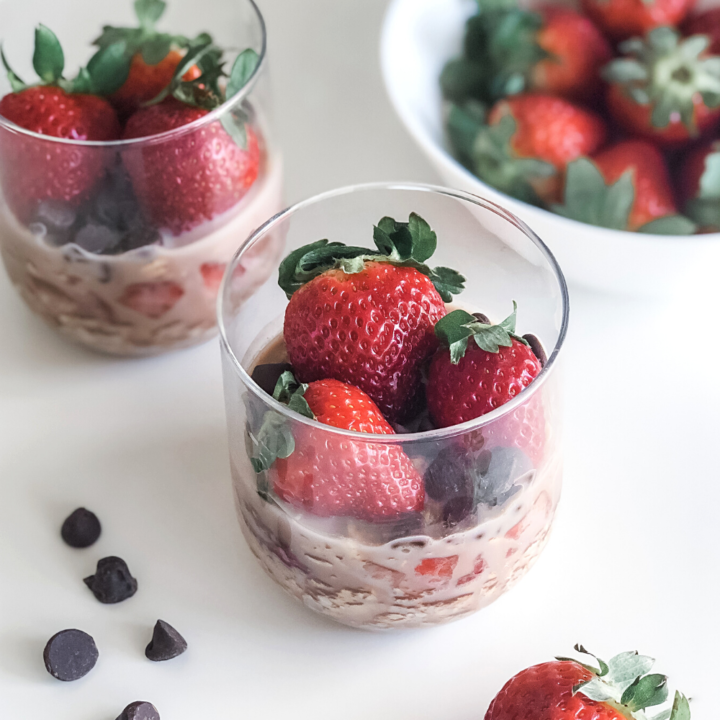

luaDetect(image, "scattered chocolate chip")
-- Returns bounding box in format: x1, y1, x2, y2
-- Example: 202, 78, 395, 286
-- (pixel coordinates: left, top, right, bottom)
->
43, 629, 98, 681
61, 508, 101, 549
251, 362, 294, 396
424, 448, 475, 506
523, 333, 547, 367
473, 312, 491, 324
442, 495, 474, 526
145, 620, 187, 662
84, 556, 138, 604
116, 701, 160, 720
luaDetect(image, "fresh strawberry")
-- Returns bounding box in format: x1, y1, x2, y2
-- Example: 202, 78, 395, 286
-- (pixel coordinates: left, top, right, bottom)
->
553, 141, 694, 234
118, 281, 184, 318
0, 26, 121, 220
603, 27, 720, 146
426, 304, 542, 429
440, 4, 610, 103
92, 0, 204, 120
279, 214, 465, 422
251, 372, 424, 522
121, 40, 262, 235
200, 262, 227, 292
679, 140, 720, 230
122, 98, 260, 234
684, 8, 720, 54
485, 645, 691, 720
472, 94, 606, 204
580, 0, 695, 41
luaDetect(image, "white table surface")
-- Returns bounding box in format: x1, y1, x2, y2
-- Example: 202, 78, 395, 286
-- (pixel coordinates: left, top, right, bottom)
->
1, 1, 718, 718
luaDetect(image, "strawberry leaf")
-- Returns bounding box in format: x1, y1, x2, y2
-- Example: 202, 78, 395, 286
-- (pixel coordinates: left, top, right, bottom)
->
427, 266, 466, 303
408, 212, 437, 262
637, 215, 697, 235
695, 150, 720, 200
668, 692, 691, 720
135, 0, 166, 32
33, 24, 64, 84
446, 100, 486, 165
621, 674, 669, 711
86, 42, 131, 95
574, 677, 621, 703
434, 309, 475, 364
142, 35, 173, 65
226, 48, 259, 99
440, 58, 489, 103
221, 112, 249, 149
0, 45, 27, 92
552, 158, 634, 231
605, 651, 656, 689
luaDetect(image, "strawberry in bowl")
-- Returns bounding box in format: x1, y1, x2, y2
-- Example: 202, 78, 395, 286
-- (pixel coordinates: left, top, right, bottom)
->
0, 0, 283, 355
219, 184, 569, 630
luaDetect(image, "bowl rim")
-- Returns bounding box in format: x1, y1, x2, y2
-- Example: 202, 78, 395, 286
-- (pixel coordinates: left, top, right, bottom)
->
0, 0, 267, 148
379, 0, 720, 244
217, 180, 570, 445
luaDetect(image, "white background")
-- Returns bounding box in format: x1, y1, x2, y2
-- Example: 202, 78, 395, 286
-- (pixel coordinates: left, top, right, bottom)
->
1, 1, 718, 718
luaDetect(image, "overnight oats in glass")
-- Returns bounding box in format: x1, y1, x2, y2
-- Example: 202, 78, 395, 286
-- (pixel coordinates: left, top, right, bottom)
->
0, 0, 282, 355
219, 184, 568, 630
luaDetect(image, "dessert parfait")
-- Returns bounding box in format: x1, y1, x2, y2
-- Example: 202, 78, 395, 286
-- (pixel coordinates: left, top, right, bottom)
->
0, 0, 282, 355
220, 184, 569, 630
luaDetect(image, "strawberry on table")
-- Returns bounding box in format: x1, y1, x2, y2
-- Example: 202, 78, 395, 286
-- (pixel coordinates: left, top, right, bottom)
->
92, 0, 203, 120
469, 94, 606, 205
251, 371, 425, 522
121, 41, 261, 234
553, 141, 696, 234
580, 0, 696, 41
485, 644, 691, 720
0, 25, 121, 221
279, 213, 465, 422
603, 27, 720, 147
679, 139, 720, 230
427, 303, 541, 429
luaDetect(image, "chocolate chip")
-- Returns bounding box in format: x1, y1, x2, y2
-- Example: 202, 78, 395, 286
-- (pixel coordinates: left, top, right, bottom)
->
473, 312, 491, 324
61, 508, 101, 548
424, 448, 475, 505
43, 629, 98, 681
523, 333, 547, 367
116, 701, 160, 720
251, 362, 294, 396
84, 556, 138, 604
145, 620, 187, 662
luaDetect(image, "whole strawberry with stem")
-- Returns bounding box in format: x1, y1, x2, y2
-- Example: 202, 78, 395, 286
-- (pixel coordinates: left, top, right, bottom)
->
679, 140, 720, 230
472, 94, 606, 205
250, 371, 424, 522
603, 27, 720, 147
485, 644, 691, 720
280, 213, 465, 422
121, 41, 261, 235
553, 141, 696, 234
581, 0, 695, 41
91, 0, 204, 121
0, 25, 121, 221
427, 303, 541, 428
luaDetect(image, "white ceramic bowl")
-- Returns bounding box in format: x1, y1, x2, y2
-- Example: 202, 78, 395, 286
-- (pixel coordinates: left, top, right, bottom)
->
380, 0, 720, 297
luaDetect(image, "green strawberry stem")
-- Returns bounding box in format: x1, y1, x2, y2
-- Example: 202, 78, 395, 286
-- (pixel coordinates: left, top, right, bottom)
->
557, 645, 691, 720
434, 302, 528, 364
602, 27, 720, 133
277, 213, 466, 302
1, 23, 132, 96
250, 371, 313, 474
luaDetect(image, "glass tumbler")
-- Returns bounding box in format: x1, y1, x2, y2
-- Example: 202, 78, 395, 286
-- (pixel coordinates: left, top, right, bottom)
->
219, 183, 569, 630
0, 0, 282, 355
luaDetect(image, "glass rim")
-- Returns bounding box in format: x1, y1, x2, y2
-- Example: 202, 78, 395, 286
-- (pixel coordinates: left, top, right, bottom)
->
218, 181, 570, 444
0, 0, 267, 148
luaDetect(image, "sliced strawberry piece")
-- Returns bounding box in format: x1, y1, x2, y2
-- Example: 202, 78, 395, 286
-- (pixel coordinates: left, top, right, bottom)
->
200, 262, 227, 293
457, 555, 486, 585
118, 281, 184, 318
414, 556, 458, 578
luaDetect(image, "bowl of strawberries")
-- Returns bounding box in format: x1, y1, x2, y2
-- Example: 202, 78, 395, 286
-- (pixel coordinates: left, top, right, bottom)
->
0, 0, 283, 355
219, 183, 569, 629
381, 0, 720, 297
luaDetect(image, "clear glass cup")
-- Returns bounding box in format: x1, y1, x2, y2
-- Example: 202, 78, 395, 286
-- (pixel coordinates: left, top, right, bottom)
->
0, 0, 282, 355
219, 183, 569, 630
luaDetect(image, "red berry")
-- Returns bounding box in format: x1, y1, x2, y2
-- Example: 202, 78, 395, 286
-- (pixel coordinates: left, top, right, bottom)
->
0, 87, 120, 220
122, 98, 260, 235
118, 281, 184, 318
414, 556, 458, 578
580, 0, 695, 40
271, 379, 424, 521
283, 261, 446, 422
200, 262, 227, 293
